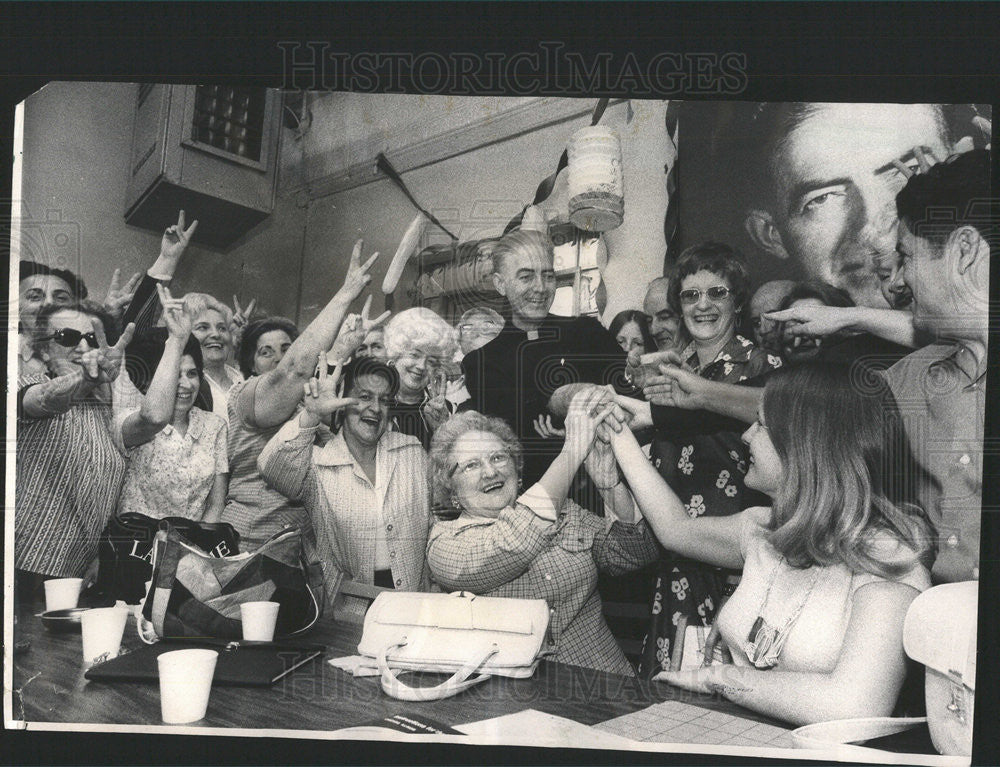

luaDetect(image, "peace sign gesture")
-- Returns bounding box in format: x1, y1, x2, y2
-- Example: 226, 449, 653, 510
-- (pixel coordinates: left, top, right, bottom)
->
160, 209, 199, 262
102, 268, 143, 320
79, 318, 136, 384
327, 294, 392, 364
156, 284, 192, 340
422, 370, 451, 430
302, 355, 358, 420
231, 295, 258, 335
336, 239, 380, 305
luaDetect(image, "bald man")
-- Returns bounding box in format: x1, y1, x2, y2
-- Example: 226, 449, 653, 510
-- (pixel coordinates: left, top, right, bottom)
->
642, 276, 683, 351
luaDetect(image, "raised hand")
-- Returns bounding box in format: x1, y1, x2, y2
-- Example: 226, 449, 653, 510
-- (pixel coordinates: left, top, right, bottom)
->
337, 240, 380, 305
231, 295, 258, 337
328, 296, 392, 364
157, 284, 192, 340
79, 318, 135, 384
422, 371, 451, 431
302, 355, 357, 420
160, 209, 199, 262
102, 268, 143, 320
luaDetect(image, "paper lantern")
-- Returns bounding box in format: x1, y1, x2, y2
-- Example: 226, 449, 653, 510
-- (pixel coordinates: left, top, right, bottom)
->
567, 126, 624, 232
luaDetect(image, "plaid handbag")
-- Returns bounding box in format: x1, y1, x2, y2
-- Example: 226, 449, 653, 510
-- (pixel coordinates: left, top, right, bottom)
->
142, 523, 325, 640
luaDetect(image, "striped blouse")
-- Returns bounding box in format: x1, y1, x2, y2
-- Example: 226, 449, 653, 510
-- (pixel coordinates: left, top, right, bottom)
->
16, 373, 127, 577
222, 377, 314, 550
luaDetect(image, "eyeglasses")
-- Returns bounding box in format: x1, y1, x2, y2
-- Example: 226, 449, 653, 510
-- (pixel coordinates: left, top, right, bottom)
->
679, 286, 733, 304
42, 328, 99, 349
449, 451, 512, 478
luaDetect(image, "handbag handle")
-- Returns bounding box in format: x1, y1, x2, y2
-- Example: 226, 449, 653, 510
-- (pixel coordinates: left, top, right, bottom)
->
377, 638, 499, 701
790, 716, 927, 759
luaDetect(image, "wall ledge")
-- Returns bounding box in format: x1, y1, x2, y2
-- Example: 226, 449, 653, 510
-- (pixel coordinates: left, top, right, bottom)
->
282, 96, 623, 201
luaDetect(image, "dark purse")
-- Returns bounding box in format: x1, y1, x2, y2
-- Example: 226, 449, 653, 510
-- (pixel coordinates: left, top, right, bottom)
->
141, 523, 324, 640
94, 512, 241, 605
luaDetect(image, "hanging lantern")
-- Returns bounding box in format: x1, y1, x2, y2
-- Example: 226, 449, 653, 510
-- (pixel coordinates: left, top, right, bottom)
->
567, 126, 624, 232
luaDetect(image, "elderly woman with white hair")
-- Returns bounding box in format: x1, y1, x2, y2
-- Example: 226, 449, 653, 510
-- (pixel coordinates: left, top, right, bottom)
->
383, 307, 459, 448
426, 391, 659, 676
182, 292, 244, 423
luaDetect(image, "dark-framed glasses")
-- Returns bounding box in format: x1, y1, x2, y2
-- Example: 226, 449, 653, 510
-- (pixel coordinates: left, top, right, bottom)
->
679, 286, 733, 304
43, 328, 99, 349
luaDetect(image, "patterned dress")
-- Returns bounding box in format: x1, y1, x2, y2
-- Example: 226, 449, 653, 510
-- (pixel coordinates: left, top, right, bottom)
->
639, 334, 782, 677
115, 406, 229, 521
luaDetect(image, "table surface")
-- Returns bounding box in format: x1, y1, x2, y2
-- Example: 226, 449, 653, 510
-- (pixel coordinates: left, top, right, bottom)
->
11, 598, 784, 739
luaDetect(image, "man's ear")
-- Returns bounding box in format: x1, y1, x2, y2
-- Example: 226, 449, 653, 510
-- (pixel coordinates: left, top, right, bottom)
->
951, 226, 988, 276
491, 272, 507, 297
745, 209, 790, 260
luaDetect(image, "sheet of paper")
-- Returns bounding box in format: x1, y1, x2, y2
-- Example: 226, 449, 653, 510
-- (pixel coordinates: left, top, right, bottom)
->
327, 655, 380, 677
457, 709, 634, 749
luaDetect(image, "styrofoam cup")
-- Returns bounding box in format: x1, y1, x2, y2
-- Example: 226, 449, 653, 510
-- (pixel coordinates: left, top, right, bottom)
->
240, 601, 280, 642
44, 578, 83, 611
157, 649, 218, 724
80, 606, 129, 665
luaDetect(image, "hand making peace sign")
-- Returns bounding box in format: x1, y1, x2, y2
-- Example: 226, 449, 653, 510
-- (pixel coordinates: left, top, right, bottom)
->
79, 318, 136, 384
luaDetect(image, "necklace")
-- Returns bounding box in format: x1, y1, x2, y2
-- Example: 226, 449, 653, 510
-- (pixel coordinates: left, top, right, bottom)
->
744, 555, 821, 669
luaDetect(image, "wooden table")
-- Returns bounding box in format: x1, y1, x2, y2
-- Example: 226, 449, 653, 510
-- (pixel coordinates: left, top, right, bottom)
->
11, 597, 780, 738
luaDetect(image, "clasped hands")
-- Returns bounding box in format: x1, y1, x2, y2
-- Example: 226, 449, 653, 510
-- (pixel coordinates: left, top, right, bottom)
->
533, 384, 631, 444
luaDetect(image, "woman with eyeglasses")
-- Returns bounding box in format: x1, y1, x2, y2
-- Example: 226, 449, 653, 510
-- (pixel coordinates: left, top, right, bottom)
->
637, 242, 782, 678
15, 301, 135, 597
383, 307, 460, 448
606, 363, 933, 724
257, 357, 431, 613
426, 392, 658, 676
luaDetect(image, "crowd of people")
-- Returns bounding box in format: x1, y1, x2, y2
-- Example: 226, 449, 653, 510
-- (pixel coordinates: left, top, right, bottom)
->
13, 138, 989, 727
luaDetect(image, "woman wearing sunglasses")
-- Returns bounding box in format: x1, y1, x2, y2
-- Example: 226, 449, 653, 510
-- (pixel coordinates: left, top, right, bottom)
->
15, 301, 135, 597
426, 391, 658, 676
637, 242, 782, 678
607, 363, 933, 724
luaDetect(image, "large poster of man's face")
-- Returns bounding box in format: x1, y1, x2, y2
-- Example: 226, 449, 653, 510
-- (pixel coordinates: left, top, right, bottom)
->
677, 102, 991, 310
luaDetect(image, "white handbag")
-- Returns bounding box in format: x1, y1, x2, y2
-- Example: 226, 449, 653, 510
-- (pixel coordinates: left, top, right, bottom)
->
357, 591, 552, 701
791, 581, 977, 759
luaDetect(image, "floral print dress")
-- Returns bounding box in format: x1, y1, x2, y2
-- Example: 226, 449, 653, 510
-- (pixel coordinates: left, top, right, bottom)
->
639, 334, 782, 677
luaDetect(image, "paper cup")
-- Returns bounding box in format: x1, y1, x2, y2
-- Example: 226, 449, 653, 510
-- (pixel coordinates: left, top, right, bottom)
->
44, 578, 83, 611
158, 649, 219, 724
80, 606, 129, 665
241, 601, 280, 641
